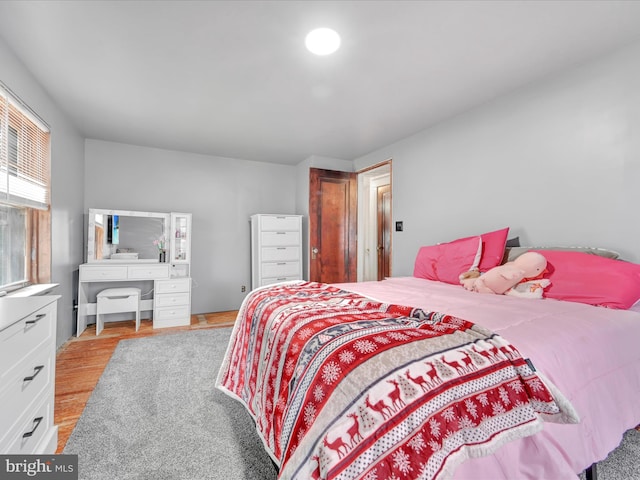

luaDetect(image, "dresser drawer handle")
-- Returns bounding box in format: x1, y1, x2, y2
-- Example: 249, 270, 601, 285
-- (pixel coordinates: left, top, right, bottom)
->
23, 365, 44, 382
25, 314, 46, 325
23, 417, 43, 438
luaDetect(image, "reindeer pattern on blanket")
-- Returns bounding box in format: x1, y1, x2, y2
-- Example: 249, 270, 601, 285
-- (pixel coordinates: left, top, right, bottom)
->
217, 282, 578, 480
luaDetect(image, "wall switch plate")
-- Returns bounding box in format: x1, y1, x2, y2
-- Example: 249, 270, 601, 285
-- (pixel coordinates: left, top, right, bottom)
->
395, 221, 403, 232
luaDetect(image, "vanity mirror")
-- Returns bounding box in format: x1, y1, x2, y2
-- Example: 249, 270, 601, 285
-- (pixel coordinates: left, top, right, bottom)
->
87, 208, 170, 262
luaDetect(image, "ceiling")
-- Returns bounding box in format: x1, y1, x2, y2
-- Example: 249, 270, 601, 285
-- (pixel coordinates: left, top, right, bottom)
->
1, 1, 640, 166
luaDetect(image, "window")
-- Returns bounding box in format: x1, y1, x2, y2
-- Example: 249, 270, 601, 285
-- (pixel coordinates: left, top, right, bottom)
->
0, 81, 51, 292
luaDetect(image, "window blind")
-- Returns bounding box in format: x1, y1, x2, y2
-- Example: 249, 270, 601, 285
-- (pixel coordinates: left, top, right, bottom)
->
0, 83, 50, 210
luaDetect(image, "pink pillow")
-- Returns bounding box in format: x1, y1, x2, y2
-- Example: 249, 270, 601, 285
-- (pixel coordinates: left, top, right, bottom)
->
413, 236, 482, 285
457, 227, 509, 272
534, 250, 640, 309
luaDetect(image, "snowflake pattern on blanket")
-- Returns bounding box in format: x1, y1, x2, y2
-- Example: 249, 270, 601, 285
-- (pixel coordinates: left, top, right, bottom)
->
217, 282, 578, 480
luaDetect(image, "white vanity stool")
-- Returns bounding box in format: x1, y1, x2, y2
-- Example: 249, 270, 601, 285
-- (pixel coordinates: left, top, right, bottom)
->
96, 287, 141, 335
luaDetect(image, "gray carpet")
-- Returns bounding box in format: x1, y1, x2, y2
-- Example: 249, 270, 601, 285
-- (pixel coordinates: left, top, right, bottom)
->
63, 328, 277, 480
64, 328, 639, 480
579, 429, 640, 480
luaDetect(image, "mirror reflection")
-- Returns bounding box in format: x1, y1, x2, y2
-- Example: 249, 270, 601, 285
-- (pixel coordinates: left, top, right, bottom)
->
88, 209, 169, 262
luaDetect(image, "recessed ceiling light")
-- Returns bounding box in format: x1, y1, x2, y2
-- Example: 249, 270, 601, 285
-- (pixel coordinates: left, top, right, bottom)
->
305, 28, 341, 56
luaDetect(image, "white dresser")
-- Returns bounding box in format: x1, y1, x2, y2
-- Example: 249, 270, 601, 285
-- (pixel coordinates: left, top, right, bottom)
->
250, 214, 303, 289
0, 295, 60, 454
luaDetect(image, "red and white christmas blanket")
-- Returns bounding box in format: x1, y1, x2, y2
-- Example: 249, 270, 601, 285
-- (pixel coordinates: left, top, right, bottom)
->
216, 282, 578, 480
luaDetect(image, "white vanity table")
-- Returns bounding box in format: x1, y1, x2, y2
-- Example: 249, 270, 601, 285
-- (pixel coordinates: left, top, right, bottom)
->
77, 209, 192, 336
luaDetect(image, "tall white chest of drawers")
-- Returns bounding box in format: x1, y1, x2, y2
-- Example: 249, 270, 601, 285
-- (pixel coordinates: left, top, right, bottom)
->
250, 214, 303, 289
0, 295, 60, 454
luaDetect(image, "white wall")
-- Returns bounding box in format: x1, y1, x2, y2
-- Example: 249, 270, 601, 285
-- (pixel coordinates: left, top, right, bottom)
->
354, 40, 640, 275
84, 139, 297, 313
0, 37, 85, 348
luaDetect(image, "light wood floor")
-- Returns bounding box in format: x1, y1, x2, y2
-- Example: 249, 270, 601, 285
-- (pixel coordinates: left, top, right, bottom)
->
54, 311, 238, 454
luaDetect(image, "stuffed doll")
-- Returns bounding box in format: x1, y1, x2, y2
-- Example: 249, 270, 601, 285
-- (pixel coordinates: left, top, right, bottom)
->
460, 251, 549, 296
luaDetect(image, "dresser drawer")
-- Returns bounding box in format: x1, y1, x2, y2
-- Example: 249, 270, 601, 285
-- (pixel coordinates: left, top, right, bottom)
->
261, 246, 300, 262
4, 393, 53, 454
155, 305, 190, 321
262, 261, 300, 278
0, 303, 55, 384
155, 293, 190, 307
153, 305, 190, 329
155, 278, 190, 294
261, 276, 300, 286
128, 265, 169, 279
261, 231, 299, 247
0, 349, 52, 441
260, 215, 300, 231
80, 265, 128, 281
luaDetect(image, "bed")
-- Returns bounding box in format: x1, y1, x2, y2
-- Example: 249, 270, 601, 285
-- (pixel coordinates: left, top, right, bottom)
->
217, 230, 640, 479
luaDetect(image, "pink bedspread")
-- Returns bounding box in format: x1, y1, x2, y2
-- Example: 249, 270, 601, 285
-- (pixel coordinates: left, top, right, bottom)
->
335, 277, 640, 479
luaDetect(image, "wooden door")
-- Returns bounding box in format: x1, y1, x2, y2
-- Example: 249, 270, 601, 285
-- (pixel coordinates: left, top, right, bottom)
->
377, 184, 391, 280
309, 168, 357, 283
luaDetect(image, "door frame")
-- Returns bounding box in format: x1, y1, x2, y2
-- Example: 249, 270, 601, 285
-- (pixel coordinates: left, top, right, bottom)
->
356, 160, 392, 282
376, 183, 391, 280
